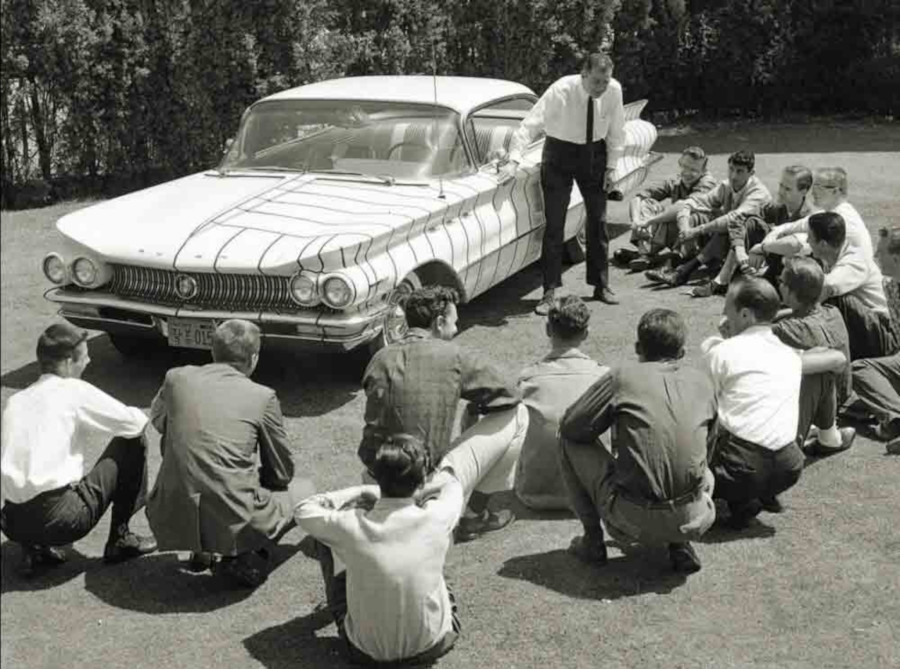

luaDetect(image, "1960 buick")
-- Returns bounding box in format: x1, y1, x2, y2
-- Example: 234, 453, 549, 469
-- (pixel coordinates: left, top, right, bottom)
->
42, 75, 660, 355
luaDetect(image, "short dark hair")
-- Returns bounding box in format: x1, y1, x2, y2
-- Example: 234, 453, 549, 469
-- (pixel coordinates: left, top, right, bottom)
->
36, 321, 89, 373
783, 164, 813, 192
211, 319, 261, 365
728, 150, 755, 172
808, 211, 846, 248
371, 434, 430, 498
878, 226, 900, 255
547, 295, 590, 340
731, 277, 780, 323
403, 285, 459, 329
637, 309, 685, 361
782, 257, 825, 307
680, 146, 708, 168
580, 52, 613, 73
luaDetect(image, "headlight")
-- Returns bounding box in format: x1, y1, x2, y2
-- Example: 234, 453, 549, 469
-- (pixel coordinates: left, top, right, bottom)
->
321, 275, 354, 309
289, 272, 319, 306
42, 253, 68, 284
73, 257, 98, 286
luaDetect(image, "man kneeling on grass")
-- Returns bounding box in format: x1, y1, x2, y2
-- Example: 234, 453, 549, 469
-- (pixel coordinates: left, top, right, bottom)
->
296, 421, 526, 665
558, 309, 718, 574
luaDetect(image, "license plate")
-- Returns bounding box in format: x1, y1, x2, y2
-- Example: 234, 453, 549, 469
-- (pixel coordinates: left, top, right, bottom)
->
167, 318, 214, 350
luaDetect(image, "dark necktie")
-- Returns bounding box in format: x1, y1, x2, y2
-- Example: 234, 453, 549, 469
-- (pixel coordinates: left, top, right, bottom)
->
586, 95, 594, 144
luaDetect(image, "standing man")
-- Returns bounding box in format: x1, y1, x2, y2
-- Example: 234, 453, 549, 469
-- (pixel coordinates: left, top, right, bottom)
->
507, 52, 626, 313
1, 322, 157, 576
147, 319, 314, 588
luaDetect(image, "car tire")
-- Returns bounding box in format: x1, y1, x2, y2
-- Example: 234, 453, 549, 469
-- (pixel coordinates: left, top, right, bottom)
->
365, 272, 423, 358
108, 333, 167, 359
564, 222, 586, 264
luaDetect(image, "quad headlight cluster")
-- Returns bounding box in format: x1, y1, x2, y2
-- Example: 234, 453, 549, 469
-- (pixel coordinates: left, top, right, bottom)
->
289, 271, 355, 309
42, 253, 112, 288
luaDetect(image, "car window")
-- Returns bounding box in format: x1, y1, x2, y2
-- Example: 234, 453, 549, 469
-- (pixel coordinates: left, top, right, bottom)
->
221, 100, 469, 179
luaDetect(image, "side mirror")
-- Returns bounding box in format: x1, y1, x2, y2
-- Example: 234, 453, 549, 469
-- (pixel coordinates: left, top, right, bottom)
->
223, 137, 234, 155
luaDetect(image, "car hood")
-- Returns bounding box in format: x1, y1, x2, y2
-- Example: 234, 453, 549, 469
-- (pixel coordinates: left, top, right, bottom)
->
57, 171, 445, 274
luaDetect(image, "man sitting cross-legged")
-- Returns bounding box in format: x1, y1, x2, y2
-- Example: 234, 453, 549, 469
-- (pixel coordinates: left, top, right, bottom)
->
559, 309, 718, 574
646, 149, 772, 291
514, 296, 608, 510
360, 285, 526, 542
0, 322, 157, 576
772, 257, 856, 461
297, 422, 526, 665
615, 146, 717, 271
147, 319, 315, 588
702, 278, 848, 529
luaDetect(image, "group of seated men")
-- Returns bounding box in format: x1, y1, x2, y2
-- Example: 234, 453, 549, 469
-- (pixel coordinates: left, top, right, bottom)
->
2, 187, 898, 668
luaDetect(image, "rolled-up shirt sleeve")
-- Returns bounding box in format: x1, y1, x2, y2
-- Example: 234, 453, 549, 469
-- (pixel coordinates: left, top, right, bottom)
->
559, 369, 615, 444
76, 381, 147, 438
509, 91, 550, 163
605, 84, 626, 168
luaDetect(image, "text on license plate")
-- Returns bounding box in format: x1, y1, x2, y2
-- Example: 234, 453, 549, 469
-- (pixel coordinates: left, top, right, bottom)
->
167, 318, 214, 350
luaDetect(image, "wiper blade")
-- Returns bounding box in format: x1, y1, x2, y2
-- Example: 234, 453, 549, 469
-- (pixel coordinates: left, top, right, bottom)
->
312, 169, 395, 185
209, 165, 306, 177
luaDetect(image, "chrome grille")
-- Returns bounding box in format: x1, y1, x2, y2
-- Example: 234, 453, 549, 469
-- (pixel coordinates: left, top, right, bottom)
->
108, 264, 299, 311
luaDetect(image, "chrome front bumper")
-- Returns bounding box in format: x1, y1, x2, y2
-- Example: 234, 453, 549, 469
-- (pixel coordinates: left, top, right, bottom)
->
45, 288, 387, 351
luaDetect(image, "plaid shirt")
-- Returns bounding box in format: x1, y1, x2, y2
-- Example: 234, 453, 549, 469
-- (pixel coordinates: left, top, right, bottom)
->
359, 329, 520, 468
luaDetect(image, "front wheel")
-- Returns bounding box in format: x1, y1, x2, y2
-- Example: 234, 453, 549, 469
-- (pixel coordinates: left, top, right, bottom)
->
366, 272, 423, 357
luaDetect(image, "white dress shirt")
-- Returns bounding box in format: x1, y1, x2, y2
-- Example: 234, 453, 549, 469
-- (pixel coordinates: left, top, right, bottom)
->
295, 480, 463, 662
509, 74, 626, 167
1, 374, 148, 505
702, 326, 802, 450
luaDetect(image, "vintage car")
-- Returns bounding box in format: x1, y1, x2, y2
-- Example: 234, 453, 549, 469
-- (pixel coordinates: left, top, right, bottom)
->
42, 75, 660, 356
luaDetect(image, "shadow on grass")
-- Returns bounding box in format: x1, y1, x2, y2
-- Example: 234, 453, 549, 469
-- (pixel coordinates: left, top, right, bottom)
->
0, 540, 98, 593
697, 519, 777, 545
0, 334, 362, 419
498, 548, 687, 601
81, 542, 302, 614
243, 605, 353, 669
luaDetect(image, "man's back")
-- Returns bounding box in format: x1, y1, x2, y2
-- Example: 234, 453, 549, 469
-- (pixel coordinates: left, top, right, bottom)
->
773, 304, 851, 399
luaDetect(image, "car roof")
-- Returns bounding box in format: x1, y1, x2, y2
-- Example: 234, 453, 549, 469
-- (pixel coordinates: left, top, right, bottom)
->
260, 76, 536, 114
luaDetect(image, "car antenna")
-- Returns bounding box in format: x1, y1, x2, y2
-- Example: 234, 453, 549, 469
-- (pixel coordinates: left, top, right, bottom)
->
432, 40, 445, 200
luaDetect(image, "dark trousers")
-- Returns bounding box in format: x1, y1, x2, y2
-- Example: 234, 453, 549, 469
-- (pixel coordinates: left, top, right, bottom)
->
709, 430, 804, 506
829, 293, 900, 360
728, 215, 770, 250
314, 540, 460, 666
1, 434, 148, 547
540, 136, 609, 291
852, 354, 900, 422
798, 372, 838, 441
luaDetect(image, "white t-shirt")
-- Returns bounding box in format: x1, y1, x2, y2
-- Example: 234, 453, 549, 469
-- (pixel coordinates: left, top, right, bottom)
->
1, 374, 148, 504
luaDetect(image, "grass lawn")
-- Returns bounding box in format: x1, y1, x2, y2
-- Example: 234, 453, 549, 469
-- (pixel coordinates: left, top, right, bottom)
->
2, 120, 899, 669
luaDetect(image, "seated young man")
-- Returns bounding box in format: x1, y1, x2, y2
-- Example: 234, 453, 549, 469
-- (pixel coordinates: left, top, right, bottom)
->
851, 227, 900, 453
646, 150, 771, 290
772, 258, 856, 458
558, 309, 718, 574
616, 146, 717, 271
515, 296, 607, 510
703, 278, 848, 529
1, 322, 156, 576
361, 285, 525, 541
692, 165, 815, 298
805, 211, 898, 360
296, 425, 525, 665
147, 320, 315, 587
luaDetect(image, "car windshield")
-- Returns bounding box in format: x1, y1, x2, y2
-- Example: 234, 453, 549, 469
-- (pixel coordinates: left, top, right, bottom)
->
220, 100, 469, 180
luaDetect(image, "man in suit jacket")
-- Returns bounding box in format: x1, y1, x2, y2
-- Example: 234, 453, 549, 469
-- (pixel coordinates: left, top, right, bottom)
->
147, 319, 314, 587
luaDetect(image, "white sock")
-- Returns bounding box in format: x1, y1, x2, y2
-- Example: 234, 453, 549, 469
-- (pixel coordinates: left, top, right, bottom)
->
817, 424, 842, 447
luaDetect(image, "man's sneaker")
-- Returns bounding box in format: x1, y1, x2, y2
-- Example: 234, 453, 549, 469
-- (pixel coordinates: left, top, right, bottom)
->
534, 290, 556, 316
20, 544, 67, 577
759, 496, 784, 513
103, 532, 158, 564
805, 426, 856, 457
668, 542, 702, 573
687, 280, 727, 298
567, 534, 608, 565
454, 509, 515, 543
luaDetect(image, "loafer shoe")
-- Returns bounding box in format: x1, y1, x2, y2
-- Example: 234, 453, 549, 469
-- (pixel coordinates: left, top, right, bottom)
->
103, 532, 158, 564
592, 287, 619, 305
628, 256, 652, 272
668, 542, 701, 573
613, 248, 641, 265
805, 426, 856, 457
213, 551, 269, 588
455, 509, 515, 543
20, 544, 68, 577
686, 280, 727, 298
567, 534, 608, 565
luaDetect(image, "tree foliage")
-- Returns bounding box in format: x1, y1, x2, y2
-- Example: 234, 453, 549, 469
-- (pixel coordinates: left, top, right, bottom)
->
1, 0, 897, 208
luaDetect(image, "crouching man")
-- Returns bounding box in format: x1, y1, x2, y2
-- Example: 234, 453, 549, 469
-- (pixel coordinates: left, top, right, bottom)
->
147, 319, 315, 587
559, 309, 718, 574
297, 416, 525, 665
1, 322, 157, 576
